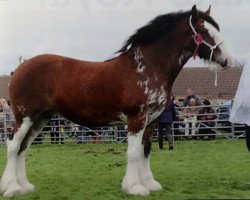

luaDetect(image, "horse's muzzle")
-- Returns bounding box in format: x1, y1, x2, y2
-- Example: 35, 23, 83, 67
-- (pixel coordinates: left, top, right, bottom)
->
220, 58, 229, 69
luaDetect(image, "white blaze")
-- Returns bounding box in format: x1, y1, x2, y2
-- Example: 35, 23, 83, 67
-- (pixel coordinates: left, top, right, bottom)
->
204, 21, 234, 67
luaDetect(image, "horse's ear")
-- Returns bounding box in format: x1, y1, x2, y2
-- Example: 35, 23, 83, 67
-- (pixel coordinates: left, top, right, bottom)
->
191, 5, 198, 22
205, 5, 211, 15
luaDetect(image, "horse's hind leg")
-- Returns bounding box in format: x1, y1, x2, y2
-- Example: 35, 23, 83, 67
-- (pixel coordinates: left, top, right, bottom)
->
16, 115, 50, 195
16, 111, 51, 194
0, 117, 33, 197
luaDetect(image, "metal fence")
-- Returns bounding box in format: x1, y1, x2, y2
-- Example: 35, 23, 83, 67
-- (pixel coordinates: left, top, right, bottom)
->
0, 105, 246, 146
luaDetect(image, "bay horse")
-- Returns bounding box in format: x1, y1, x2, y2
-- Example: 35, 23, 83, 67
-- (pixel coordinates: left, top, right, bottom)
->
0, 5, 233, 197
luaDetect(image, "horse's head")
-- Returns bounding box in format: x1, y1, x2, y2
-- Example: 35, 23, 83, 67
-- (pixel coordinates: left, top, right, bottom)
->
188, 5, 233, 69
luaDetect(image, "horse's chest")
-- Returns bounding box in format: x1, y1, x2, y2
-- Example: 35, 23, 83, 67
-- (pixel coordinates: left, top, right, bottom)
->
145, 88, 166, 107
144, 87, 167, 123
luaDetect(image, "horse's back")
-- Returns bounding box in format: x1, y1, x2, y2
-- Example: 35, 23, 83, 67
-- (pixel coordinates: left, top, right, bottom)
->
9, 54, 129, 124
10, 54, 105, 95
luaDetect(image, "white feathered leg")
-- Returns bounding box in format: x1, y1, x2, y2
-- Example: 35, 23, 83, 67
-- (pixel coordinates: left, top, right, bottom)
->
122, 128, 150, 196
16, 119, 48, 195
139, 155, 162, 192
16, 151, 35, 195
0, 117, 33, 197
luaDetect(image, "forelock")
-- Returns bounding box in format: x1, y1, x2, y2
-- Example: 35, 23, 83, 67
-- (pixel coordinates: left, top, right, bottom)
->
199, 12, 220, 31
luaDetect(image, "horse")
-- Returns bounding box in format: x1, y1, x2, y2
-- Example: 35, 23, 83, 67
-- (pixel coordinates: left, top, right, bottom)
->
0, 5, 233, 197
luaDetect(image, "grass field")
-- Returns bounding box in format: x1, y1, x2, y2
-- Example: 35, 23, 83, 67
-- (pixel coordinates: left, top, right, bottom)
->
0, 139, 250, 200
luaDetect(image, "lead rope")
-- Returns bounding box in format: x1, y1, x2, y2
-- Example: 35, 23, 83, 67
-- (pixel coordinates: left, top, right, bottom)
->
214, 68, 218, 86
189, 16, 223, 86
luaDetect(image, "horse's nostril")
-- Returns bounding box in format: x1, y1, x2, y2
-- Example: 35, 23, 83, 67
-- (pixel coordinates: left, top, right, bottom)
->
221, 58, 228, 68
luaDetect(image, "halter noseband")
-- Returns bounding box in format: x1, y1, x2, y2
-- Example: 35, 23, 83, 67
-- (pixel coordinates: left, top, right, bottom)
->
189, 16, 224, 62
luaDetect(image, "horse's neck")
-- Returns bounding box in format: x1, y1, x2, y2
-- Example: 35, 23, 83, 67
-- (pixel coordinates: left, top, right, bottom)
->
145, 32, 191, 73
133, 39, 191, 88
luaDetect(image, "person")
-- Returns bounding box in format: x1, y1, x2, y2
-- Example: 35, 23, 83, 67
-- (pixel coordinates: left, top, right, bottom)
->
158, 96, 176, 150
198, 99, 216, 140
182, 88, 202, 107
48, 116, 64, 144
48, 118, 59, 144
117, 125, 127, 143
229, 54, 250, 152
182, 98, 200, 137
0, 106, 5, 144
172, 97, 181, 139
0, 98, 14, 133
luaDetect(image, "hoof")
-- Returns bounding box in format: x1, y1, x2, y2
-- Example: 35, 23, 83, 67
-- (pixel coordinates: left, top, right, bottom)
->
0, 179, 2, 194
3, 183, 22, 197
0, 179, 9, 194
144, 179, 162, 191
20, 182, 35, 195
128, 184, 150, 196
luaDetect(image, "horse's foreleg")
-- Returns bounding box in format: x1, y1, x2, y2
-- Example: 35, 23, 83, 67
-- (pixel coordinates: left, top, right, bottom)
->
139, 122, 162, 192
122, 126, 150, 196
0, 117, 33, 197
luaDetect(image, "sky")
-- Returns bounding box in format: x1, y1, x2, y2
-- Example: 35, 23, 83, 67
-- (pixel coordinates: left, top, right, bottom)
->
1, 0, 250, 75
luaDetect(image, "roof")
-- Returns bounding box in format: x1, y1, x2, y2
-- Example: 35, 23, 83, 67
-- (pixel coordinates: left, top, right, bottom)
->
172, 67, 242, 100
0, 75, 11, 100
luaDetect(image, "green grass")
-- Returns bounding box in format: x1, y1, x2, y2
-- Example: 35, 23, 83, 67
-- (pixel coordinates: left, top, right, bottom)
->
0, 140, 250, 199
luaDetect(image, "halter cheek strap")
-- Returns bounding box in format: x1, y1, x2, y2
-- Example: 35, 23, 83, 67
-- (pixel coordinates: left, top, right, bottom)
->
189, 16, 224, 87
189, 16, 224, 62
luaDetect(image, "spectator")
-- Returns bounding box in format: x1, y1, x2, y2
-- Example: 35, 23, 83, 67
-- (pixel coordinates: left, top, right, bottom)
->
158, 96, 176, 150
76, 126, 88, 144
118, 125, 127, 143
32, 133, 44, 145
172, 96, 180, 138
0, 98, 14, 133
198, 99, 216, 140
59, 118, 65, 144
49, 117, 64, 144
0, 106, 5, 144
49, 119, 59, 144
182, 98, 200, 137
182, 88, 201, 107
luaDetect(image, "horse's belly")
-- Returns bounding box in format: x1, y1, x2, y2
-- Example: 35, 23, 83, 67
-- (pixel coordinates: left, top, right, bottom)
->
60, 109, 122, 127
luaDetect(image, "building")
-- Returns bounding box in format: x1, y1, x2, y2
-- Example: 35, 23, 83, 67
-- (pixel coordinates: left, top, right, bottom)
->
0, 75, 11, 100
173, 67, 242, 102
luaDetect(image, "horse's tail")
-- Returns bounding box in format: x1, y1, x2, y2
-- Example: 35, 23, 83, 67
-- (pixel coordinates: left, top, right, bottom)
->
246, 126, 250, 152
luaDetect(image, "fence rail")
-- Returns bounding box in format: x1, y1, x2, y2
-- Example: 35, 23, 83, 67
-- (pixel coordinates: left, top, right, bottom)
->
0, 104, 246, 146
